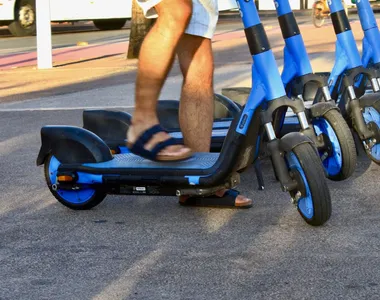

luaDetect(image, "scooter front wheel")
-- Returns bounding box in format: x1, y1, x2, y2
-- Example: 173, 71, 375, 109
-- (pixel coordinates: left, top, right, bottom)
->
312, 110, 357, 181
361, 102, 380, 164
44, 155, 106, 210
286, 143, 332, 226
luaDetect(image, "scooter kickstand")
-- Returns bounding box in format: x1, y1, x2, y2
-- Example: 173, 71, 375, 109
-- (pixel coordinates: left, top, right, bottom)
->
254, 158, 265, 190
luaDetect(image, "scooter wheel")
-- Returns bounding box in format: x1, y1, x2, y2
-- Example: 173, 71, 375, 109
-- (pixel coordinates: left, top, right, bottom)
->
312, 110, 357, 181
361, 102, 380, 164
44, 155, 106, 210
286, 143, 332, 226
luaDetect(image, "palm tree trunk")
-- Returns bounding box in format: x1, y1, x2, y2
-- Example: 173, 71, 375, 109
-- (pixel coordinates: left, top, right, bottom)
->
127, 0, 155, 59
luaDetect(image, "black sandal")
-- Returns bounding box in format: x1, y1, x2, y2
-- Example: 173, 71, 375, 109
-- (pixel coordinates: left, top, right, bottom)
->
179, 189, 252, 209
127, 124, 192, 161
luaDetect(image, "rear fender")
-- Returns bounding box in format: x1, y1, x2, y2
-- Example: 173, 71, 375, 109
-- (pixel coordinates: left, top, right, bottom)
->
36, 126, 113, 166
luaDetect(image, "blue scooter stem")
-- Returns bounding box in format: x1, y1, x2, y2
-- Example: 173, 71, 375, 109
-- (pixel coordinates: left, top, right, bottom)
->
356, 0, 378, 31
236, 0, 287, 134
356, 0, 380, 65
275, 0, 313, 85
327, 0, 362, 91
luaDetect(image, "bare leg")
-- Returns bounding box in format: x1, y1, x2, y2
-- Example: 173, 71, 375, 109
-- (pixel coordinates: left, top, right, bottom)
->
177, 34, 252, 207
128, 0, 192, 160
177, 34, 214, 152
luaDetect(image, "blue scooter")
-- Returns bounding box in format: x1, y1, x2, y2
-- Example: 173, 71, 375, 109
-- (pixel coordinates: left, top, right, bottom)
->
352, 0, 380, 97
314, 0, 380, 164
223, 0, 380, 165
82, 0, 357, 184
37, 0, 332, 226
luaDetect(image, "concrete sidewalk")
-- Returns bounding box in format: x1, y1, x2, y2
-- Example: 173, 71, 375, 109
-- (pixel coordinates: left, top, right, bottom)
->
0, 19, 375, 107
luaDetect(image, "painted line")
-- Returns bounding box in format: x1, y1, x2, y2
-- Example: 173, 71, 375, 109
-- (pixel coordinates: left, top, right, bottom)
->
0, 105, 134, 112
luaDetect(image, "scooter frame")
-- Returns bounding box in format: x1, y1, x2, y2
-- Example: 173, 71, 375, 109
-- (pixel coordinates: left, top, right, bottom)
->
37, 0, 332, 226
319, 0, 380, 160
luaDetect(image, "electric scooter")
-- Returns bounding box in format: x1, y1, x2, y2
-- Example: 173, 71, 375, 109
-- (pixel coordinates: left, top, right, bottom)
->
37, 0, 332, 226
222, 0, 380, 165
353, 0, 380, 97
82, 0, 357, 183
315, 0, 380, 164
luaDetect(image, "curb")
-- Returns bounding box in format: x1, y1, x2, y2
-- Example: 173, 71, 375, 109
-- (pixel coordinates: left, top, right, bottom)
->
218, 7, 375, 20
218, 9, 313, 20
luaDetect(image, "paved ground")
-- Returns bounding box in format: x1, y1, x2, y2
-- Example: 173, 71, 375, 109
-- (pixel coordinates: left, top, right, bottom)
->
1, 16, 380, 300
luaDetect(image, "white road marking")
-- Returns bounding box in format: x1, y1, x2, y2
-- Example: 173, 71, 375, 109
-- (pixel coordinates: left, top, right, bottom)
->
0, 105, 134, 112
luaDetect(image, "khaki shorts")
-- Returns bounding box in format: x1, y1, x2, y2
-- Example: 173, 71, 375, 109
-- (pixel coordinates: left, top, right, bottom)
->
136, 0, 219, 39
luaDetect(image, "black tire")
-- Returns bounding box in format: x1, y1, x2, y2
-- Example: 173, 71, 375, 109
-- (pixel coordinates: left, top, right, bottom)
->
315, 109, 357, 181
8, 0, 36, 37
312, 2, 325, 28
287, 143, 332, 226
93, 19, 127, 30
44, 155, 106, 210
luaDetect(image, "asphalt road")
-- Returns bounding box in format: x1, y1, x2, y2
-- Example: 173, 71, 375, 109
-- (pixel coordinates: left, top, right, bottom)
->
1, 15, 380, 300
1, 12, 378, 57
1, 106, 380, 300
0, 15, 333, 56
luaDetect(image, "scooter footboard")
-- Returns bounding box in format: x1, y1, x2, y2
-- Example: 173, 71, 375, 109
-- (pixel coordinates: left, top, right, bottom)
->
36, 126, 113, 166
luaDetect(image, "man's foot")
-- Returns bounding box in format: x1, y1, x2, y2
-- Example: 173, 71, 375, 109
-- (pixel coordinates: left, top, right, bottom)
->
179, 189, 252, 208
127, 121, 192, 161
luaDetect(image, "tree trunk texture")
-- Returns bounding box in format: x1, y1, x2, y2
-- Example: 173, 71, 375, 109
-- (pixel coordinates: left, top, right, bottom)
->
127, 0, 155, 59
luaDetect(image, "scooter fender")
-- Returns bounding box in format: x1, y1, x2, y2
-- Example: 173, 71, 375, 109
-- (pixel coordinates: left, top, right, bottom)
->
36, 126, 113, 166
279, 132, 315, 153
358, 93, 380, 109
309, 102, 340, 118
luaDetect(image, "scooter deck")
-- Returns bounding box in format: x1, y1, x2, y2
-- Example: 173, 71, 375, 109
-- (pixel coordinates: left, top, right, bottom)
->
81, 152, 219, 174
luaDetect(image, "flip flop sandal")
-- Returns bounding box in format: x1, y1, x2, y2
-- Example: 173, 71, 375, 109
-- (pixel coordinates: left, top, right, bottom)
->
179, 189, 252, 209
127, 124, 192, 161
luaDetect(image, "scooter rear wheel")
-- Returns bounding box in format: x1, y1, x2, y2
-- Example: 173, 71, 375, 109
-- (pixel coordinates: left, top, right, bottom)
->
312, 110, 357, 181
44, 155, 106, 210
286, 143, 332, 226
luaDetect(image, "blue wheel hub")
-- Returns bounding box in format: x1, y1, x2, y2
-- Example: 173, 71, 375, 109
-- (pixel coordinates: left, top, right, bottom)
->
286, 152, 314, 219
313, 117, 343, 176
362, 106, 380, 161
48, 156, 95, 204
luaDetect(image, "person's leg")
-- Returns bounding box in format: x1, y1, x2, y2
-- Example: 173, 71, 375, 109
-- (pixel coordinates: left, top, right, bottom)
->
177, 34, 213, 152
128, 0, 192, 160
176, 34, 252, 207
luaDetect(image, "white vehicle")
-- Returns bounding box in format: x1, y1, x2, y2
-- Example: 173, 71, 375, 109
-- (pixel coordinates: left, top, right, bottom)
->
0, 0, 238, 37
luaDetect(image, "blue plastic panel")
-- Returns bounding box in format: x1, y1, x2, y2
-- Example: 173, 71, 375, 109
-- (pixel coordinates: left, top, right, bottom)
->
329, 0, 344, 13
236, 0, 261, 28
170, 129, 228, 139
213, 121, 234, 129
275, 0, 292, 16
356, 0, 378, 31
281, 35, 313, 85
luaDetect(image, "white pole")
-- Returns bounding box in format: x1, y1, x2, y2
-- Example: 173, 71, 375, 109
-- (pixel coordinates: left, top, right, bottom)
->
36, 0, 52, 69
